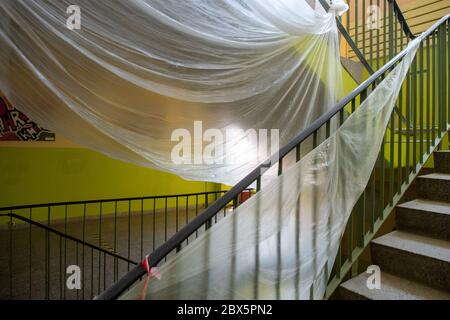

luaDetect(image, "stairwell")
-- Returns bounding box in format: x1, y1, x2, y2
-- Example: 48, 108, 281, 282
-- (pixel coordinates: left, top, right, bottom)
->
339, 142, 450, 300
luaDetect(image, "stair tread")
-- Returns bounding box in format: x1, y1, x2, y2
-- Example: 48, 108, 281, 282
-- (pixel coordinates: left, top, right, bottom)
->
418, 173, 450, 181
397, 199, 450, 215
341, 272, 450, 300
372, 231, 450, 263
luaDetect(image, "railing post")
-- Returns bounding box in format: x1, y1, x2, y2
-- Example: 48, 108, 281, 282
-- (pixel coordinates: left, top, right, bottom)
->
438, 24, 447, 131
205, 194, 212, 230
9, 211, 13, 299
388, 0, 394, 60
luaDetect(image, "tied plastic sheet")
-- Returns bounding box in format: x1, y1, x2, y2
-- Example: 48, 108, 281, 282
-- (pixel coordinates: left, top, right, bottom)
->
121, 39, 421, 300
0, 0, 346, 185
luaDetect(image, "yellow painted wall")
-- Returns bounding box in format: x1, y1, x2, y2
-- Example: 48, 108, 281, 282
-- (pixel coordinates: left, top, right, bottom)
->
0, 141, 220, 209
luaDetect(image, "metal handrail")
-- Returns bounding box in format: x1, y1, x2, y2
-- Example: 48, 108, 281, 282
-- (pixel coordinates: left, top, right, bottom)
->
2, 213, 136, 264
390, 0, 417, 39
0, 190, 236, 212
318, 0, 374, 74
97, 14, 449, 300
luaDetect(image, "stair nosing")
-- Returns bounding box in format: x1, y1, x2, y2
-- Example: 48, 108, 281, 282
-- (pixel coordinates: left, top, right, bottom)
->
397, 199, 450, 216
371, 231, 450, 263
340, 271, 450, 300
417, 173, 450, 181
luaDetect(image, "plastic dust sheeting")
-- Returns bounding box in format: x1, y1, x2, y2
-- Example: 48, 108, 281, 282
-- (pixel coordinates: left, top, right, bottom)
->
121, 39, 421, 300
0, 0, 345, 185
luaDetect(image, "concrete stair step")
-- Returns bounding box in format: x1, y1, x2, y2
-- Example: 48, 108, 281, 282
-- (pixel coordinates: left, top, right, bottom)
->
339, 271, 450, 300
396, 199, 450, 241
417, 173, 450, 202
435, 151, 450, 174
371, 231, 450, 291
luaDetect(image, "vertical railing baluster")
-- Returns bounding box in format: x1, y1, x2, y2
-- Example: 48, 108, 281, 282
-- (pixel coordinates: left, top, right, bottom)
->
254, 176, 262, 300
383, 0, 387, 65
357, 90, 367, 247
437, 27, 443, 132
82, 203, 86, 299
276, 155, 284, 299
346, 1, 350, 32
46, 206, 50, 300
153, 198, 156, 250
128, 200, 131, 270
419, 42, 424, 162
141, 199, 144, 261
377, 0, 380, 69
215, 192, 218, 224
447, 20, 450, 125
59, 235, 63, 300
205, 194, 211, 230
195, 195, 199, 238
399, 21, 403, 51
176, 196, 179, 233
426, 36, 431, 153
371, 154, 376, 231
175, 197, 183, 253
164, 197, 168, 254
29, 208, 32, 300
309, 131, 319, 300
380, 135, 386, 219
164, 197, 169, 242
99, 202, 103, 291
389, 110, 395, 204
438, 24, 447, 131
91, 246, 94, 299
412, 54, 418, 170
406, 64, 411, 182
432, 32, 436, 143
388, 0, 393, 60
369, 0, 373, 67
75, 242, 79, 300
103, 252, 107, 292
394, 12, 398, 56
114, 201, 118, 282
397, 82, 403, 194
229, 196, 239, 299
185, 196, 189, 246
362, 0, 366, 58
9, 211, 13, 299
63, 205, 67, 300
355, 0, 359, 53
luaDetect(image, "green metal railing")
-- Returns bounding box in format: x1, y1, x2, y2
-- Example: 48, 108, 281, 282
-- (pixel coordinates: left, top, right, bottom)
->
326, 14, 449, 297
98, 15, 449, 300
342, 0, 416, 71
0, 189, 253, 299
0, 213, 136, 300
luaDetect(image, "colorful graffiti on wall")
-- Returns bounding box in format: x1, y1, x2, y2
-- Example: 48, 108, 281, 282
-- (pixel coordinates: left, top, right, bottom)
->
0, 94, 55, 141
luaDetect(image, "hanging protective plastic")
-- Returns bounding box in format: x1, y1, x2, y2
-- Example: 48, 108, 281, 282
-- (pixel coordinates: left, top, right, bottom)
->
120, 38, 421, 300
0, 0, 346, 185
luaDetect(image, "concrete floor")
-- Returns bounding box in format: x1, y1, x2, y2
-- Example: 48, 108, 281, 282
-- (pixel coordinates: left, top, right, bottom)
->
0, 205, 232, 300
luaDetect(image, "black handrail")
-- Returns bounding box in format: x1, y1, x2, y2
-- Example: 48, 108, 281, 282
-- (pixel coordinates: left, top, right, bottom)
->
97, 14, 450, 301
0, 190, 234, 212
1, 213, 136, 264
318, 0, 374, 74
390, 0, 417, 40
318, 0, 415, 74
320, 0, 410, 125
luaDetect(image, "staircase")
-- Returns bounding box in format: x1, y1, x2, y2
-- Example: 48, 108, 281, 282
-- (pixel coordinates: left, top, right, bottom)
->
97, 11, 449, 299
339, 146, 450, 300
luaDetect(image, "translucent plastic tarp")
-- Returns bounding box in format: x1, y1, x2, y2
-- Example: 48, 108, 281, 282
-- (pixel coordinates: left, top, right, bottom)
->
0, 0, 346, 185
121, 39, 421, 300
